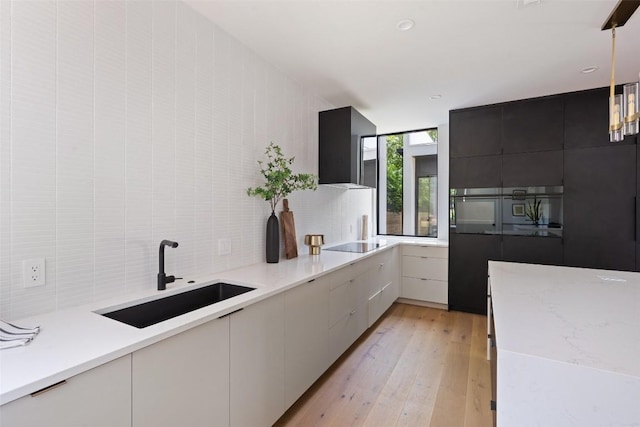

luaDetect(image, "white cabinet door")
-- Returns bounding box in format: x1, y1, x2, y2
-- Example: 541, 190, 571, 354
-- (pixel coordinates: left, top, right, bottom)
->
366, 248, 400, 327
284, 275, 330, 408
403, 256, 448, 281
1, 355, 131, 427
368, 289, 383, 328
380, 280, 399, 313
328, 270, 369, 363
402, 277, 448, 304
401, 245, 448, 305
132, 317, 230, 427
403, 245, 447, 258
230, 293, 285, 427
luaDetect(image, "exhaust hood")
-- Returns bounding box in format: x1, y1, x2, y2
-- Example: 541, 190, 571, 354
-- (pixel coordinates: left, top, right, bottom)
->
318, 106, 377, 189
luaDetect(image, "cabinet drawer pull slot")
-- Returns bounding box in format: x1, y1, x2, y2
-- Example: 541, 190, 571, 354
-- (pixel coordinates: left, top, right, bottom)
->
218, 308, 244, 319
31, 380, 67, 397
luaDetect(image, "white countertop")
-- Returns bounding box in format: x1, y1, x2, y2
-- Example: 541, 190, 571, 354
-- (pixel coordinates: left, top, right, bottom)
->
488, 261, 640, 426
0, 237, 447, 406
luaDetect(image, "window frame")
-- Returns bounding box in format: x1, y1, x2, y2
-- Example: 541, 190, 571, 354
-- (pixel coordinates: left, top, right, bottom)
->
375, 127, 438, 238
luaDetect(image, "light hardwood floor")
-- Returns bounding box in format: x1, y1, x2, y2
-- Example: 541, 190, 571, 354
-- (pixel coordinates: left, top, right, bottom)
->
274, 303, 493, 427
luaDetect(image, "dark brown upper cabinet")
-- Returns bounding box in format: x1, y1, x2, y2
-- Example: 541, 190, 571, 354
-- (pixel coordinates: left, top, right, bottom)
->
502, 150, 563, 187
502, 96, 564, 154
449, 106, 502, 158
564, 87, 610, 149
450, 154, 501, 189
564, 144, 636, 242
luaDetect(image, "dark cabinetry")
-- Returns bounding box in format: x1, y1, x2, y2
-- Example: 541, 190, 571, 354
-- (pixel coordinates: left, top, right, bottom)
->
502, 150, 563, 187
450, 106, 502, 158
450, 155, 501, 188
449, 84, 640, 315
449, 234, 502, 315
319, 106, 376, 187
502, 96, 564, 153
563, 144, 637, 271
502, 236, 563, 265
564, 87, 610, 149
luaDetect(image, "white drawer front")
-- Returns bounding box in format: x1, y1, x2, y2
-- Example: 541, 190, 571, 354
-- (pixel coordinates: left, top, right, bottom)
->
329, 279, 356, 327
328, 303, 368, 363
326, 265, 356, 291
403, 256, 448, 281
402, 245, 447, 258
402, 277, 448, 304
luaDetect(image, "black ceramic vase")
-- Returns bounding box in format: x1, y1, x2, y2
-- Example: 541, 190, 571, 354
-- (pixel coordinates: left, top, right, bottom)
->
266, 211, 279, 263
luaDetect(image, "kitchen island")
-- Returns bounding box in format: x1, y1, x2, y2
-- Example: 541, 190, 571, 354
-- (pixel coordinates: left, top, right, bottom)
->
488, 261, 640, 426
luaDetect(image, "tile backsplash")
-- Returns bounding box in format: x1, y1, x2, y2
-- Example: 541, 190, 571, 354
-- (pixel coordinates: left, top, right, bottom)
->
0, 0, 373, 320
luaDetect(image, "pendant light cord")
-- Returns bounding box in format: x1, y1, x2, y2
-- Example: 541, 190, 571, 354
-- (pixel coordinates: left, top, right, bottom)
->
610, 26, 617, 130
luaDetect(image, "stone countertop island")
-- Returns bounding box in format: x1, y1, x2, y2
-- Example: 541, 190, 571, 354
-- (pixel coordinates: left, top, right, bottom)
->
488, 261, 640, 427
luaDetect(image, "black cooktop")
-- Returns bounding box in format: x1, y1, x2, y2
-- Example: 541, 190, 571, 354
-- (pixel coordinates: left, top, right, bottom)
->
325, 242, 380, 253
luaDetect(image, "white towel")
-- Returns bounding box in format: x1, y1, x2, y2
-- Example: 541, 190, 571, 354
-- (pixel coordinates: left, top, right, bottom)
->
0, 319, 40, 350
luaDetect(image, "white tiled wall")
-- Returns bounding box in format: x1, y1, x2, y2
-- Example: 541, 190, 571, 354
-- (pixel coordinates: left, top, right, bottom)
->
0, 0, 373, 320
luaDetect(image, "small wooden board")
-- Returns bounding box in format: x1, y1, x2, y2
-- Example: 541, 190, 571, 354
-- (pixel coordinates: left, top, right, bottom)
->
281, 199, 298, 259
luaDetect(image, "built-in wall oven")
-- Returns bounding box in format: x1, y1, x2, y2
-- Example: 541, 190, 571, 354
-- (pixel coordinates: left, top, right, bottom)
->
450, 186, 563, 238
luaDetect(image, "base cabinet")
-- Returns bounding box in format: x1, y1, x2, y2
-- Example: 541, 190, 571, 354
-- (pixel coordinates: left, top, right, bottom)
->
0, 246, 414, 427
401, 245, 448, 305
230, 293, 285, 427
132, 318, 229, 427
449, 234, 502, 315
0, 355, 131, 427
328, 269, 369, 364
367, 248, 400, 327
284, 276, 330, 408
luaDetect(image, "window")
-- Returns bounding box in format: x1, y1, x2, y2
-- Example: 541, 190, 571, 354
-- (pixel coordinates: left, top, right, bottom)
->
377, 128, 438, 237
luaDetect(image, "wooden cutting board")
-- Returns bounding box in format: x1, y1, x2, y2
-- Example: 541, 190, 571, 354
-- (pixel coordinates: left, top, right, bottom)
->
280, 199, 298, 259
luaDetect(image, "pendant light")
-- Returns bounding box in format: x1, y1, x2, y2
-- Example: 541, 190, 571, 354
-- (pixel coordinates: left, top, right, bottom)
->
623, 78, 639, 136
602, 0, 640, 142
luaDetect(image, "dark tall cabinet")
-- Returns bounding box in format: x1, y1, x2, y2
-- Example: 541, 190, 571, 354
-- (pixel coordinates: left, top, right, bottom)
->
502, 96, 564, 153
450, 106, 502, 158
449, 234, 502, 314
449, 85, 638, 316
563, 144, 637, 271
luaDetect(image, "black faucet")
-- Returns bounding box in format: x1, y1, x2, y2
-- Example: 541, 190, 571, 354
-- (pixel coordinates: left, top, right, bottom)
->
158, 240, 179, 290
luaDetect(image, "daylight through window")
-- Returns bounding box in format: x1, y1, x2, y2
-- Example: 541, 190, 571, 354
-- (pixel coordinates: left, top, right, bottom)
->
377, 128, 438, 237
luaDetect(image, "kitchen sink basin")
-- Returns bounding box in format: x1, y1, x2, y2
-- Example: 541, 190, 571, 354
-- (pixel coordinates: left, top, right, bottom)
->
99, 282, 256, 328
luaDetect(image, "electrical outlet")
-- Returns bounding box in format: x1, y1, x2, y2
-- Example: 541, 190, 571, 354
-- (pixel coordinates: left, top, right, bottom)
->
218, 238, 232, 256
23, 258, 46, 287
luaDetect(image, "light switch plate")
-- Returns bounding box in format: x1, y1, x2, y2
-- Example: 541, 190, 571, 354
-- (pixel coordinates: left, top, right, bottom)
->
218, 238, 232, 256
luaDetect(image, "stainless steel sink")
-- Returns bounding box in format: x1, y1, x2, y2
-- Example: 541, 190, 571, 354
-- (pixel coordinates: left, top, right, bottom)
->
98, 282, 256, 328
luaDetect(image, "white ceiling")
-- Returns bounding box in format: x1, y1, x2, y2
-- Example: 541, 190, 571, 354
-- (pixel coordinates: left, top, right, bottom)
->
185, 0, 640, 134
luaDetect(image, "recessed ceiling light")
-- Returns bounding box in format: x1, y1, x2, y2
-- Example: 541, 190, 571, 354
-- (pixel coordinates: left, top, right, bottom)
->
581, 66, 599, 74
429, 95, 442, 100
397, 19, 415, 31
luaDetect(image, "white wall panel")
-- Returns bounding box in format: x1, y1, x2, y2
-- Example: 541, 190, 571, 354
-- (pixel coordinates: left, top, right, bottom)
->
94, 0, 126, 302
212, 27, 232, 272
225, 36, 244, 271
55, 0, 95, 309
151, 0, 177, 276
10, 0, 57, 318
1, 0, 379, 320
174, 2, 196, 277
125, 1, 153, 293
239, 48, 257, 262
0, 0, 12, 319
194, 14, 214, 275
